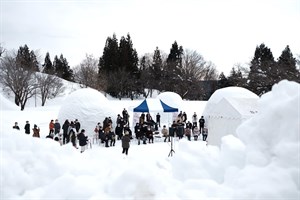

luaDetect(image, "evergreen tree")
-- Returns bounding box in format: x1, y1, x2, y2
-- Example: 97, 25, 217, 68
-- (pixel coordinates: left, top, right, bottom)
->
227, 67, 245, 87
247, 43, 276, 96
164, 41, 184, 92
16, 44, 39, 72
118, 33, 139, 73
99, 34, 119, 73
166, 41, 183, 67
217, 72, 230, 89
53, 54, 74, 81
152, 47, 163, 89
42, 52, 54, 74
276, 45, 299, 82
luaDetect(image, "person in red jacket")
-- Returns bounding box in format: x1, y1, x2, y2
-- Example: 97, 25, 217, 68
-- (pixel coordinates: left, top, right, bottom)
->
49, 120, 55, 136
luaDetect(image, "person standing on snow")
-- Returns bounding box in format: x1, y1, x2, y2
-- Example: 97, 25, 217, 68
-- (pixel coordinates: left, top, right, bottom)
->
77, 129, 88, 153
121, 131, 131, 156
24, 121, 30, 134
49, 120, 55, 136
54, 119, 61, 135
199, 116, 205, 134
32, 124, 40, 138
156, 113, 161, 128
74, 119, 81, 133
62, 119, 70, 144
192, 112, 198, 128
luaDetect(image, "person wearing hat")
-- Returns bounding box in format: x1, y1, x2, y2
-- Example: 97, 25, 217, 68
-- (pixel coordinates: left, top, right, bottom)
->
121, 131, 131, 155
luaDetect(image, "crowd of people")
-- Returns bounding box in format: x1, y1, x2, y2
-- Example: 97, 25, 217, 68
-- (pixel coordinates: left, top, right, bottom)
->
12, 108, 208, 155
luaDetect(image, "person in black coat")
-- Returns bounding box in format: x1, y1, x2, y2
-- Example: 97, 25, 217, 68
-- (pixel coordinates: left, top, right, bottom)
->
108, 130, 116, 146
199, 116, 205, 134
156, 113, 161, 128
62, 120, 70, 144
146, 127, 154, 143
115, 123, 123, 140
13, 122, 20, 130
24, 121, 30, 134
77, 129, 88, 153
74, 119, 81, 133
134, 123, 142, 145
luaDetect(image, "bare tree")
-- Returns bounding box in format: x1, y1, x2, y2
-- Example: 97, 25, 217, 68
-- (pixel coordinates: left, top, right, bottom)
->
0, 53, 36, 110
35, 73, 65, 106
73, 54, 101, 89
176, 49, 218, 98
0, 43, 5, 58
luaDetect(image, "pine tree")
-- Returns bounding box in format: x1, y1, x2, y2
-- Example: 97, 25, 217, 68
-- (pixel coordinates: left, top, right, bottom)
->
217, 72, 230, 89
167, 41, 183, 67
99, 34, 119, 73
16, 44, 39, 72
164, 41, 184, 92
42, 52, 54, 74
247, 43, 276, 96
53, 54, 73, 81
228, 67, 244, 87
118, 33, 139, 73
276, 45, 299, 82
152, 47, 163, 82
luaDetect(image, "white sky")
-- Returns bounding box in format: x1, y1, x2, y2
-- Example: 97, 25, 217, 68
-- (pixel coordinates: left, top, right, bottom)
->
1, 0, 300, 75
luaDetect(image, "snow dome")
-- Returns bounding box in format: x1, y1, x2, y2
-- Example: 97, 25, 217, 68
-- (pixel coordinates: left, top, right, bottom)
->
57, 88, 117, 136
203, 87, 259, 146
157, 92, 183, 109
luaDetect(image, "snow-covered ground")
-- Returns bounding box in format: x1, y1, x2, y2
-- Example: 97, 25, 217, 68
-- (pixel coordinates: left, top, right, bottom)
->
0, 80, 299, 199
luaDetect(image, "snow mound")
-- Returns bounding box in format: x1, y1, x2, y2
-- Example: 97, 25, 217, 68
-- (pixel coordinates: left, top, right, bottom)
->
57, 88, 117, 135
157, 92, 183, 109
0, 93, 19, 110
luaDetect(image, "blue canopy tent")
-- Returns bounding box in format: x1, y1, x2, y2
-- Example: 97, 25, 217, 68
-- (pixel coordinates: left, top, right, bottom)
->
132, 99, 178, 128
133, 99, 178, 113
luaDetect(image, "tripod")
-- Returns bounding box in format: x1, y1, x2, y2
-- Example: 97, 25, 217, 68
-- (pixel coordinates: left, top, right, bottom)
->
168, 136, 175, 157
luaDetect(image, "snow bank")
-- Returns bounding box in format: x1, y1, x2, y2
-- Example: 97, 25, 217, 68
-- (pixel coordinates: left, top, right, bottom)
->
0, 93, 19, 110
1, 80, 299, 199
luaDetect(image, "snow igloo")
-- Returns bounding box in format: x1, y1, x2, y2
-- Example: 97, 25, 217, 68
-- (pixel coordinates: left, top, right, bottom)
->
57, 88, 118, 136
202, 87, 259, 146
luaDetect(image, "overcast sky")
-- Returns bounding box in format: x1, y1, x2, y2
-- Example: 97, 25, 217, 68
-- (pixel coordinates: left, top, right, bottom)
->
1, 0, 299, 75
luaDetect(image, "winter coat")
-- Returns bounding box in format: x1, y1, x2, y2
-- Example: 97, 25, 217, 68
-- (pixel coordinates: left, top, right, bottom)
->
54, 122, 61, 134
32, 127, 40, 138
185, 128, 191, 136
161, 127, 168, 137
75, 122, 81, 132
49, 122, 55, 131
193, 127, 200, 136
62, 121, 69, 135
24, 124, 30, 134
122, 134, 130, 149
199, 118, 205, 127
77, 132, 88, 146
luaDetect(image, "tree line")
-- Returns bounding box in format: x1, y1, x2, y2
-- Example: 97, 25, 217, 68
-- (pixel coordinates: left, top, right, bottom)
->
0, 34, 299, 110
